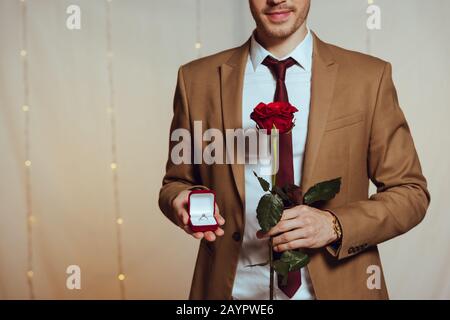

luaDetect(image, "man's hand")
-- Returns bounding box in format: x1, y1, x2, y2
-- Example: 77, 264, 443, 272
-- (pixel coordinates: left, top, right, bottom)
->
172, 190, 225, 242
256, 205, 338, 252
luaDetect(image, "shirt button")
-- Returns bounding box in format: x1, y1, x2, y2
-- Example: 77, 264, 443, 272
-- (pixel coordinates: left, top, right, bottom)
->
232, 231, 241, 242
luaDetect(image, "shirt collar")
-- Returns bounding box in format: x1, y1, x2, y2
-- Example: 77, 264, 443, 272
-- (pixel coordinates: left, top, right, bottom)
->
249, 27, 313, 72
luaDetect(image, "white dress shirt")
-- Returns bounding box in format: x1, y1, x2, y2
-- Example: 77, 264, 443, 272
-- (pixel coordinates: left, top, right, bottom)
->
231, 29, 315, 300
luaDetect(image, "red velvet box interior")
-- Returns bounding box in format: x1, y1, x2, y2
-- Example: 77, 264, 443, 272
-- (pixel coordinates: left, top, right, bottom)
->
188, 190, 218, 232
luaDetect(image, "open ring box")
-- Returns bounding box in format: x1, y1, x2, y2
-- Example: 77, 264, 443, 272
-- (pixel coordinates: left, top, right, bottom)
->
188, 190, 218, 232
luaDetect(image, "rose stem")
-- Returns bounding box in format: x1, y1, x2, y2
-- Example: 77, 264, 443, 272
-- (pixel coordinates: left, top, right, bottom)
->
269, 236, 274, 300
269, 127, 277, 300
271, 127, 278, 188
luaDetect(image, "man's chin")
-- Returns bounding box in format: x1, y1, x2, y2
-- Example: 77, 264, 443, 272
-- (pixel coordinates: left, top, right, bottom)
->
258, 18, 297, 37
263, 26, 296, 39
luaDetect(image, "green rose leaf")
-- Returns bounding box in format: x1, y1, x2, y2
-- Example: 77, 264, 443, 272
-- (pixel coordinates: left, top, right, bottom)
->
256, 193, 284, 232
253, 171, 270, 192
273, 260, 290, 286
280, 250, 310, 271
303, 177, 342, 206
273, 251, 310, 287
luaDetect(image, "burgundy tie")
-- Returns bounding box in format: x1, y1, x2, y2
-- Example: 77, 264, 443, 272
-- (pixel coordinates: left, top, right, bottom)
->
262, 55, 301, 298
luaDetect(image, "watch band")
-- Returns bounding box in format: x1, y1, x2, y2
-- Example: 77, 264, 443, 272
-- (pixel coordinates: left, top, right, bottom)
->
332, 214, 342, 240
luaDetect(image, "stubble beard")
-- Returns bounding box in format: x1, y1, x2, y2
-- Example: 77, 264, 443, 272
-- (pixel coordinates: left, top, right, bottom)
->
252, 4, 310, 40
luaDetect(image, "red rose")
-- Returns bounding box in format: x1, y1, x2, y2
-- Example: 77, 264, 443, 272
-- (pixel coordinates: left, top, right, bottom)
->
250, 102, 298, 134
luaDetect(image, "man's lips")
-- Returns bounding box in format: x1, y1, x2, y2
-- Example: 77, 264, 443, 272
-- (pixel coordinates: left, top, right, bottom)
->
265, 10, 293, 23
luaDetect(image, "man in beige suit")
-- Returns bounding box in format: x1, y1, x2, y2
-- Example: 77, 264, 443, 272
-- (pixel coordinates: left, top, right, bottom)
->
159, 0, 430, 299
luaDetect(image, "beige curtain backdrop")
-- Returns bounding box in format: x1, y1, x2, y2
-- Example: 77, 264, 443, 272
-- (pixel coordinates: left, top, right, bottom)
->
0, 0, 448, 299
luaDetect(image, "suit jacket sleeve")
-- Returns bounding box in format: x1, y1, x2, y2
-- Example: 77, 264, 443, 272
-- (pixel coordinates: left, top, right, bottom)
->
327, 62, 430, 259
158, 66, 207, 226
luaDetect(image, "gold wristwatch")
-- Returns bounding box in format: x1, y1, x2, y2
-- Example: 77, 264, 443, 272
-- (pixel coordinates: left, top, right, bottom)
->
331, 214, 342, 241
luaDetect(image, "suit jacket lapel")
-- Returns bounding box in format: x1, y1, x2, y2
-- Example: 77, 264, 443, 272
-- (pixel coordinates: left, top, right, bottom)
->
301, 33, 339, 191
220, 40, 250, 207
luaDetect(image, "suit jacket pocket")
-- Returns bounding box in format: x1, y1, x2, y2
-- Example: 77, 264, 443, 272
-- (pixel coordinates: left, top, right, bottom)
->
325, 112, 364, 132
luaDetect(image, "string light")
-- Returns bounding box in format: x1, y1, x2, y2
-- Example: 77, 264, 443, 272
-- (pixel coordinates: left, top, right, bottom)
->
195, 0, 202, 57
19, 0, 35, 300
365, 0, 374, 54
105, 0, 126, 300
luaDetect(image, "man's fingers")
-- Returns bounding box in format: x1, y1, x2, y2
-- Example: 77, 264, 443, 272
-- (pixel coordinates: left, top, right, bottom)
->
274, 238, 313, 252
177, 208, 190, 226
280, 206, 304, 221
256, 230, 267, 239
183, 224, 221, 241
214, 204, 225, 225
267, 218, 307, 237
172, 190, 191, 226
256, 212, 308, 238
272, 228, 308, 246
215, 214, 225, 226
182, 221, 224, 240
204, 231, 216, 242
214, 227, 225, 237
192, 232, 204, 239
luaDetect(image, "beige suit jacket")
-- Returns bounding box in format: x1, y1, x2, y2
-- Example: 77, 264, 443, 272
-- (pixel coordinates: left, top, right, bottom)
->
159, 33, 430, 300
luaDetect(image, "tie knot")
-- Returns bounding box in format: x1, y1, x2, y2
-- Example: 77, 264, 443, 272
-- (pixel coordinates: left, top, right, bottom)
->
262, 56, 296, 81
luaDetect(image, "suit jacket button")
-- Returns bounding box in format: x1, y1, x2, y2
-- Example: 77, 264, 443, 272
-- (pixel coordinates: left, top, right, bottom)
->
232, 231, 241, 242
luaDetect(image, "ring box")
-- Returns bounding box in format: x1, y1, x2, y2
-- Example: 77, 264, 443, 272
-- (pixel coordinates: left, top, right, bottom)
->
188, 190, 218, 232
